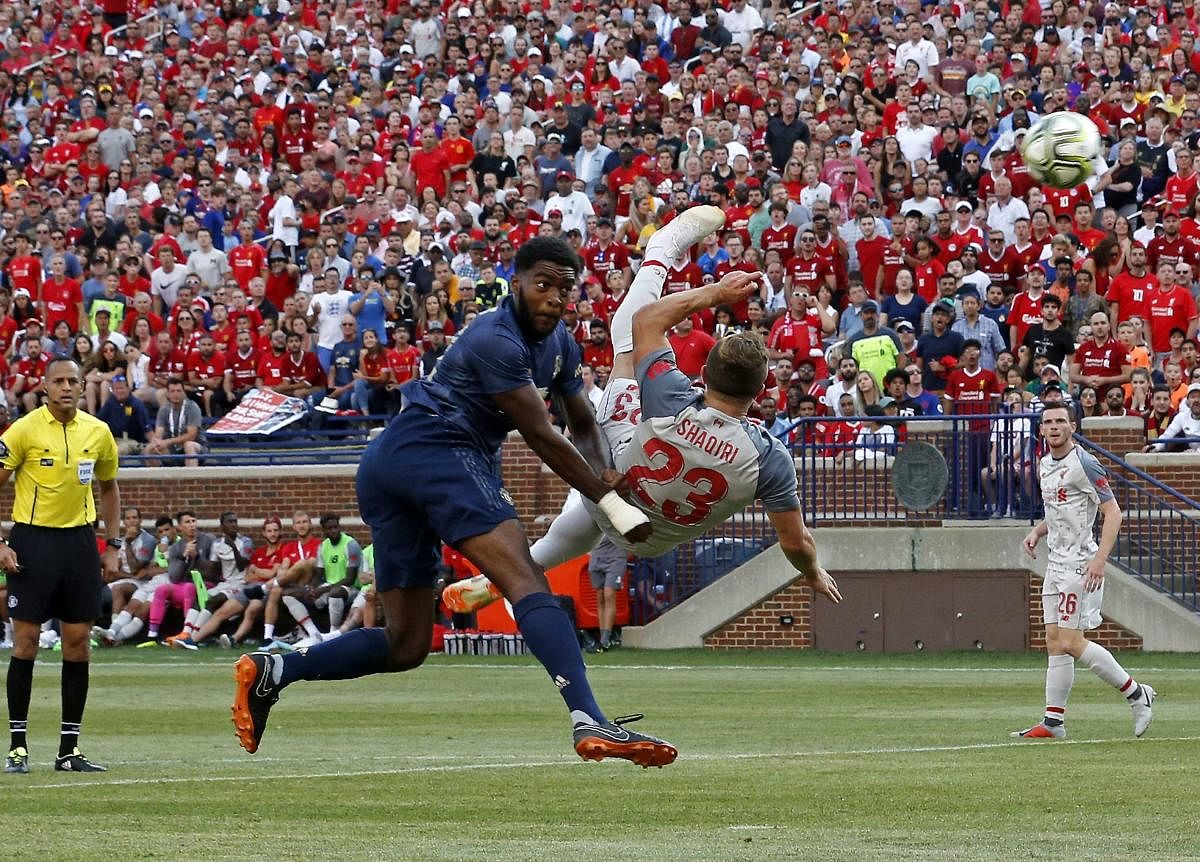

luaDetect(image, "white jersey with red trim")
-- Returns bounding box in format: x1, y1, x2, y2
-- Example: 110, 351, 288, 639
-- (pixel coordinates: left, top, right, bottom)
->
591, 347, 799, 557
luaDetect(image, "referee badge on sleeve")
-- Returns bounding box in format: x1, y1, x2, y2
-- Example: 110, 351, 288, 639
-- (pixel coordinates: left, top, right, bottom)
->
0, 440, 8, 462
77, 459, 95, 485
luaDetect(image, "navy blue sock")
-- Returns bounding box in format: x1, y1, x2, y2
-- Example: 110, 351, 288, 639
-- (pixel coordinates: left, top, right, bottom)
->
278, 627, 390, 687
513, 592, 606, 724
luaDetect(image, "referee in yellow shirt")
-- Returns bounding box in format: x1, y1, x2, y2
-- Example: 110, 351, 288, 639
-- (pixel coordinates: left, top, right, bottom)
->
2, 358, 121, 774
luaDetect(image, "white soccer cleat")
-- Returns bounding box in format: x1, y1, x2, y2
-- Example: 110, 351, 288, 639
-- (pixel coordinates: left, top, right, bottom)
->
1131, 684, 1155, 737
294, 634, 323, 650
644, 205, 726, 266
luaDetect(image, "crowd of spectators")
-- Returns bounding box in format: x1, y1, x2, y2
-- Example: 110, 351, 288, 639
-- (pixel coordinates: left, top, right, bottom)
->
0, 0, 1196, 471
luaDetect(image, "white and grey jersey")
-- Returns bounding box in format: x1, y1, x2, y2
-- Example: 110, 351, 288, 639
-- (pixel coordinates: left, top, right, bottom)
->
596, 347, 799, 558
1039, 445, 1115, 566
210, 533, 254, 590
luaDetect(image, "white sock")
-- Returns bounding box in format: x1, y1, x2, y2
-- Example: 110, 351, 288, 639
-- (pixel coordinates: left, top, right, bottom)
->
117, 617, 144, 643
329, 597, 345, 629
1080, 641, 1138, 694
530, 489, 605, 570
263, 623, 275, 641
112, 610, 133, 631
324, 629, 342, 641
3, 620, 11, 642
1044, 653, 1074, 724
283, 596, 320, 637
183, 608, 200, 634
195, 609, 213, 632
609, 263, 669, 354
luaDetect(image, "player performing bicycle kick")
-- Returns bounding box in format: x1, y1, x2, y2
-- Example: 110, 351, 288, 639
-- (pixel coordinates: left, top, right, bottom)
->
446, 206, 841, 620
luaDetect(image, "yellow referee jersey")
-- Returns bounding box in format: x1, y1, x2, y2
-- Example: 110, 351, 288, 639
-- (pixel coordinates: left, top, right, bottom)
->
0, 407, 119, 528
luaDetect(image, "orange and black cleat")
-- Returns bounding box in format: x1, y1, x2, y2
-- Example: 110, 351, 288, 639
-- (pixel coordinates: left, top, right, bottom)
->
573, 713, 678, 768
1010, 722, 1066, 739
232, 653, 281, 754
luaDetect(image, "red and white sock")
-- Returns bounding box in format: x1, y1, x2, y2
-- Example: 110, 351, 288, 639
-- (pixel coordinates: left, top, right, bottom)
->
1044, 653, 1074, 726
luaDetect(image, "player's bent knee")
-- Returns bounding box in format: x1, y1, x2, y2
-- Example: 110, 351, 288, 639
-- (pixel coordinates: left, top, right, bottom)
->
206, 595, 227, 612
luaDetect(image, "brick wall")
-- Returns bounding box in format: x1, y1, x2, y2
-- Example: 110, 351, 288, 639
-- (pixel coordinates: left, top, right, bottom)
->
705, 572, 1142, 651
704, 582, 814, 648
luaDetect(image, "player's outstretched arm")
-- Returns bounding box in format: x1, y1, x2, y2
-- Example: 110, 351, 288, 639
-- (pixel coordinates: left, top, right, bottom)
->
631, 271, 763, 369
495, 384, 651, 543
766, 507, 841, 604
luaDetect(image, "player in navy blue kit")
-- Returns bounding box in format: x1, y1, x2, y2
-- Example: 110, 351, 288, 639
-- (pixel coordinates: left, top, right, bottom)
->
232, 237, 678, 767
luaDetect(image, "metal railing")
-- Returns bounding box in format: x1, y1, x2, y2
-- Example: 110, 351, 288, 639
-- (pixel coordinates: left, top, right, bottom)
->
118, 413, 391, 467
1076, 437, 1200, 611
782, 413, 1041, 524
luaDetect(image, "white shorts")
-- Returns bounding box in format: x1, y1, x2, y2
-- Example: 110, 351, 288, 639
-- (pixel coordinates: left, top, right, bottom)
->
131, 573, 169, 604
109, 577, 140, 590
595, 376, 640, 460
351, 585, 374, 611
1041, 562, 1104, 631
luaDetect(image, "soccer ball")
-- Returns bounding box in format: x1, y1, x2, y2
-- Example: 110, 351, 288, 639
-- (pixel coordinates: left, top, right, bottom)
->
1020, 112, 1102, 189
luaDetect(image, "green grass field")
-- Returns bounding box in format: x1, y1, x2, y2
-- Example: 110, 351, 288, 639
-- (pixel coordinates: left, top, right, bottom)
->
2, 648, 1198, 861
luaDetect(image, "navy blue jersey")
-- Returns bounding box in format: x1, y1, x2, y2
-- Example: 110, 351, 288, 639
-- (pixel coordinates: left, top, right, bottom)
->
401, 296, 583, 452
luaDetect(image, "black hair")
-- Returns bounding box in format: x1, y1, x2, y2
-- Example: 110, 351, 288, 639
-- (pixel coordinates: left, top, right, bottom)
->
43, 356, 81, 380
175, 509, 196, 521
219, 511, 237, 523
514, 236, 582, 276
123, 506, 141, 518
883, 368, 908, 387
155, 514, 174, 528
320, 512, 340, 526
962, 338, 982, 351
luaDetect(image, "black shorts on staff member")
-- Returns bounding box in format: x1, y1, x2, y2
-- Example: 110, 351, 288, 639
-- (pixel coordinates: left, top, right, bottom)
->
6, 523, 103, 625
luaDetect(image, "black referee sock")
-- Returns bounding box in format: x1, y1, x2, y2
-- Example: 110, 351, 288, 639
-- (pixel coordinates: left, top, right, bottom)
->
59, 660, 89, 757
7, 656, 34, 751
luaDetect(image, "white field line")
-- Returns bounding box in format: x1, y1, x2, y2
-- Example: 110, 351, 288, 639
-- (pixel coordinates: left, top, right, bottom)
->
15, 735, 1200, 791
6, 660, 1200, 674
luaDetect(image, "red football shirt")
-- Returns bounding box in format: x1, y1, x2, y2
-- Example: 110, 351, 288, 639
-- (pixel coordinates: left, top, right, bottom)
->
1147, 286, 1199, 353
667, 328, 717, 378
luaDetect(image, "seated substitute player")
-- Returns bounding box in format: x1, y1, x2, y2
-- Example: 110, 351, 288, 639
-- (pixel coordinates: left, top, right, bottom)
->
232, 236, 678, 768
1014, 404, 1154, 739
338, 543, 378, 634
216, 515, 290, 648
102, 507, 157, 620
274, 512, 362, 648
95, 515, 178, 646
260, 511, 321, 645
166, 512, 255, 649
446, 207, 840, 616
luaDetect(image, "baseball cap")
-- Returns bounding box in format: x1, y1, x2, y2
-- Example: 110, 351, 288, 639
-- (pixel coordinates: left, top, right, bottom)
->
1041, 363, 1062, 377
427, 320, 444, 332
1042, 381, 1064, 393
895, 320, 915, 332
1188, 382, 1200, 395
932, 298, 956, 316
556, 170, 573, 180
954, 201, 973, 212
1121, 117, 1138, 127
860, 299, 879, 313
835, 135, 852, 146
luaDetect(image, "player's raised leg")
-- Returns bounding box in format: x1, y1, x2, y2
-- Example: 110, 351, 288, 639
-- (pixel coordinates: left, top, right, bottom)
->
608, 204, 726, 375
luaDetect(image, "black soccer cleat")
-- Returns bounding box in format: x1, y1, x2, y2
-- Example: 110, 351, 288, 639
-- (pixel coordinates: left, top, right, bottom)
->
573, 713, 678, 768
232, 652, 280, 754
5, 747, 29, 774
54, 748, 107, 772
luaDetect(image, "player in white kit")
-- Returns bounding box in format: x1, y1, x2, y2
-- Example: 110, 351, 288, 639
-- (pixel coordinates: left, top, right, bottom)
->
1014, 404, 1154, 739
445, 207, 840, 622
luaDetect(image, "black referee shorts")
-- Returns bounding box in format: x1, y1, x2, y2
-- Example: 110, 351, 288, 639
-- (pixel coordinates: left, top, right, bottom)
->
6, 524, 102, 624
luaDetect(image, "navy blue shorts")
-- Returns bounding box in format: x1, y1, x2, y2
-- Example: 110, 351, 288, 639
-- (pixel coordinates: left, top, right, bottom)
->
356, 409, 517, 591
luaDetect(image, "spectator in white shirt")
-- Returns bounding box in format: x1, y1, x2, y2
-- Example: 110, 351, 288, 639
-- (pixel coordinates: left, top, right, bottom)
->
986, 175, 1031, 245
1149, 384, 1200, 451
896, 104, 939, 173
895, 20, 940, 80
721, 0, 764, 49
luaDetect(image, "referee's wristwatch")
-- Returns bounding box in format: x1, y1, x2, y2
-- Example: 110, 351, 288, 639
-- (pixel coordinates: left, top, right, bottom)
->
105, 537, 124, 550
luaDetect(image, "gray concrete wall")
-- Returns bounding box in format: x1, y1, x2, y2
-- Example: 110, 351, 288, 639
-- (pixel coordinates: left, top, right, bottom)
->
623, 525, 1200, 651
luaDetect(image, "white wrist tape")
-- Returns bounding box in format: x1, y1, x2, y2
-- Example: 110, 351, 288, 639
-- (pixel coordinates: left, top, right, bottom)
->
598, 491, 649, 536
